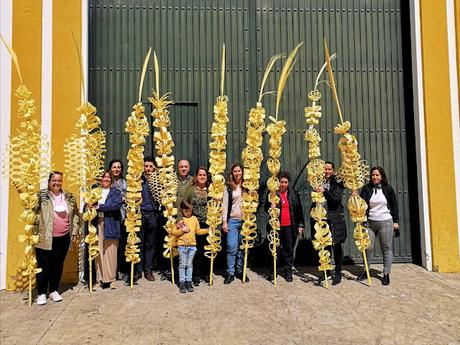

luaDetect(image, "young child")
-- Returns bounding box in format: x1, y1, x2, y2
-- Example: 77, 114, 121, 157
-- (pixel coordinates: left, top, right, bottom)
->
172, 200, 208, 293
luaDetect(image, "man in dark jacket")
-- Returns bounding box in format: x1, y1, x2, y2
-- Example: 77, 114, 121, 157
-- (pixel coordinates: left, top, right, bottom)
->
311, 161, 347, 285
135, 156, 161, 282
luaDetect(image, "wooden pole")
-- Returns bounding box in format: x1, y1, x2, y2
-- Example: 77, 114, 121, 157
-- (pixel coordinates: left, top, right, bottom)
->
209, 255, 214, 286
170, 255, 175, 285
28, 278, 32, 307
89, 255, 93, 295
324, 271, 329, 289
130, 262, 134, 290
242, 249, 248, 283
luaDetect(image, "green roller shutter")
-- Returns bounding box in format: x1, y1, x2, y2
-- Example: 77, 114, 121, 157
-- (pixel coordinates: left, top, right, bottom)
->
89, 0, 416, 263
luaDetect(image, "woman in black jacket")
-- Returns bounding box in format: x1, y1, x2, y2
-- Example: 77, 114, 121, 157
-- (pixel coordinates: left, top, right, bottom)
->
358, 166, 399, 285
265, 171, 305, 282
311, 162, 347, 285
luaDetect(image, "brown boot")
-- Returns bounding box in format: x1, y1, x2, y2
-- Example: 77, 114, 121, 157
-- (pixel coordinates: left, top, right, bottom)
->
144, 272, 155, 281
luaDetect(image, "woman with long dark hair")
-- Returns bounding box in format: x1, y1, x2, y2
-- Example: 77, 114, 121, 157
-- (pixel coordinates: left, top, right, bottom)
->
358, 166, 399, 285
108, 159, 128, 281
222, 163, 247, 284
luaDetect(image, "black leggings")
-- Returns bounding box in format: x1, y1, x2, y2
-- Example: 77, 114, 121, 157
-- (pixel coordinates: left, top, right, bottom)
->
35, 234, 70, 295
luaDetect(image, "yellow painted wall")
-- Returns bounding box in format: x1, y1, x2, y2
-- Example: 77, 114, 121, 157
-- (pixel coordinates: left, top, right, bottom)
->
52, 0, 82, 285
456, 0, 460, 111
6, 0, 43, 291
420, 0, 460, 272
6, 0, 83, 290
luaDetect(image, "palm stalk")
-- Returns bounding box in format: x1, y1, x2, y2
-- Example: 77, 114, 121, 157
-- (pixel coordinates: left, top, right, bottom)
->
148, 52, 179, 285
264, 42, 302, 285
324, 40, 371, 286
1, 36, 51, 306
241, 54, 283, 284
205, 44, 228, 286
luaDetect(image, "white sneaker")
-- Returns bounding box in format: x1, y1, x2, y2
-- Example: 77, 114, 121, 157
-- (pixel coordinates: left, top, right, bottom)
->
49, 291, 63, 302
37, 294, 47, 305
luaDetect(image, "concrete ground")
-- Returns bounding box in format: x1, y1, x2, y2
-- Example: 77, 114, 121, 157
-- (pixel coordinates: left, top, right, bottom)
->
1, 264, 459, 345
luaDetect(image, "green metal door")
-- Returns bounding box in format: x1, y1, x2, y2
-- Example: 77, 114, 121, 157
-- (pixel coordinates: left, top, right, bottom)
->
89, 0, 415, 263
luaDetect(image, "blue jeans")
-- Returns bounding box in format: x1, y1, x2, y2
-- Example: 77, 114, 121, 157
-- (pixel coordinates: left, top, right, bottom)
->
226, 218, 244, 275
178, 246, 197, 282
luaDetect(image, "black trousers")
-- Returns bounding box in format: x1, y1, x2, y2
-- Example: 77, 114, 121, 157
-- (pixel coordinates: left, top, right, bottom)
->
154, 216, 170, 272
310, 218, 344, 272
328, 243, 343, 272
35, 234, 70, 295
117, 222, 128, 276
279, 225, 296, 270
136, 210, 159, 274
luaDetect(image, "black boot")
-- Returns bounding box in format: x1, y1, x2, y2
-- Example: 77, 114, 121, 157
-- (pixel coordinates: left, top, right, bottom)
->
356, 270, 367, 281
317, 270, 331, 283
332, 270, 342, 285
223, 274, 234, 285
186, 281, 194, 292
382, 274, 390, 285
192, 276, 201, 286
267, 270, 274, 282
179, 282, 187, 293
285, 267, 293, 282
236, 272, 249, 283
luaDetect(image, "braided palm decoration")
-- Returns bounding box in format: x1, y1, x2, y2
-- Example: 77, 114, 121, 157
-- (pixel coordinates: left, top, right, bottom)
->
124, 102, 149, 289
149, 52, 179, 285
304, 54, 342, 288
64, 111, 105, 295
324, 40, 371, 286
75, 103, 106, 295
242, 54, 282, 284
64, 33, 105, 294
63, 134, 85, 281
264, 43, 303, 285
123, 48, 152, 289
334, 123, 371, 283
304, 72, 333, 288
1, 36, 51, 305
266, 119, 286, 284
147, 169, 163, 203
205, 44, 228, 286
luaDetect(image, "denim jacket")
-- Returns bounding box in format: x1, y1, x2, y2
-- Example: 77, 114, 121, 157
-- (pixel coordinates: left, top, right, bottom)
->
97, 188, 123, 239
35, 190, 80, 250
